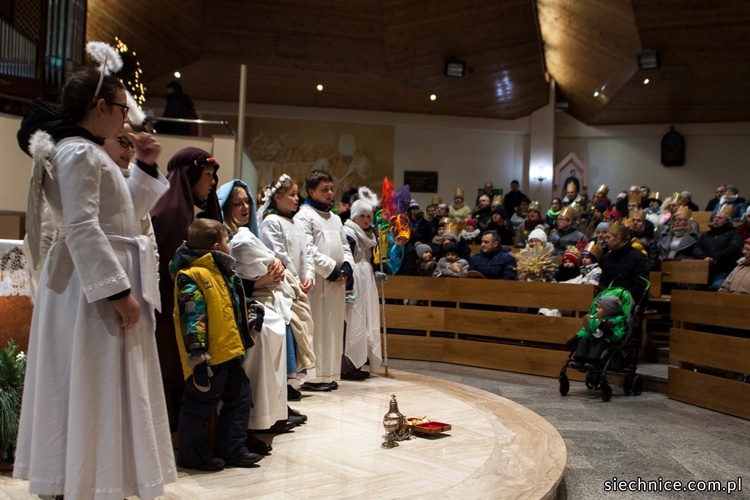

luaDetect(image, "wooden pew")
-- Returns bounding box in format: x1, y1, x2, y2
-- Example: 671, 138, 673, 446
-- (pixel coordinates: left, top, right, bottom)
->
380, 276, 595, 380
691, 211, 713, 233
641, 259, 711, 361
668, 290, 750, 420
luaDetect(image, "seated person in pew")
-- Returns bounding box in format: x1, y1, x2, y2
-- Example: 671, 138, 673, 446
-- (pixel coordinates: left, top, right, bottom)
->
434, 242, 469, 277
468, 230, 517, 280
566, 293, 627, 370
718, 237, 750, 294
693, 206, 744, 290
415, 243, 437, 277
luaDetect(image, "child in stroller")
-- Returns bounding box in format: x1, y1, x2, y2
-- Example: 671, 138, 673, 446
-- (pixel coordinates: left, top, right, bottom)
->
566, 291, 628, 370
559, 286, 645, 402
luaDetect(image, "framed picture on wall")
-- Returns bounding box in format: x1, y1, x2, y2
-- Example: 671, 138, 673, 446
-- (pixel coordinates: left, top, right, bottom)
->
404, 171, 438, 193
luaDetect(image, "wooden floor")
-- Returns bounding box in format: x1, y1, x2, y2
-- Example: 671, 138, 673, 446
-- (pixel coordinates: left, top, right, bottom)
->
1, 369, 566, 499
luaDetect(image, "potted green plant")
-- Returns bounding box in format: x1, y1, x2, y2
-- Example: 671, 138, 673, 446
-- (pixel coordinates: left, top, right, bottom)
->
0, 339, 26, 463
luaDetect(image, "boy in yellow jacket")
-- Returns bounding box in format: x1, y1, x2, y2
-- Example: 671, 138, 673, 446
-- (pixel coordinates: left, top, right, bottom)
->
171, 219, 260, 471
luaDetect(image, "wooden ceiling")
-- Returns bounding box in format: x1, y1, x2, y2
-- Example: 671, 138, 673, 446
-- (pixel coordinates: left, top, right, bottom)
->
86, 0, 750, 125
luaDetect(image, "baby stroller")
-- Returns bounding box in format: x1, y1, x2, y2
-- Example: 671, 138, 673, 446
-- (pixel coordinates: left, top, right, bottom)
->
558, 282, 649, 402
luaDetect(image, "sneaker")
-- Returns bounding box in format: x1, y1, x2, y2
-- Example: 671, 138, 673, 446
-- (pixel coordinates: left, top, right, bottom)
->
178, 456, 225, 471
224, 452, 262, 467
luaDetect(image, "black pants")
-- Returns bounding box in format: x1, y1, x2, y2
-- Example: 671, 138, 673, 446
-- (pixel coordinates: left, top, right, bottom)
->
177, 358, 251, 466
574, 337, 609, 365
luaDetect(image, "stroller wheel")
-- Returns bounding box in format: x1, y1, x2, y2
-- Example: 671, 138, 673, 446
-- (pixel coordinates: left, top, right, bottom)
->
601, 383, 613, 402
623, 375, 633, 395
559, 376, 570, 396
632, 375, 644, 396
585, 372, 595, 390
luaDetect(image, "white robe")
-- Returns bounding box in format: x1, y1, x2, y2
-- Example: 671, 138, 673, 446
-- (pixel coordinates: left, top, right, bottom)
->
343, 220, 382, 371
260, 213, 315, 285
229, 228, 289, 430
14, 138, 176, 499
294, 203, 353, 382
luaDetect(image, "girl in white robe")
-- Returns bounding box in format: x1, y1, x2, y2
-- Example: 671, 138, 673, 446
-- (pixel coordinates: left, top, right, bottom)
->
14, 68, 175, 499
342, 199, 383, 376
218, 180, 314, 432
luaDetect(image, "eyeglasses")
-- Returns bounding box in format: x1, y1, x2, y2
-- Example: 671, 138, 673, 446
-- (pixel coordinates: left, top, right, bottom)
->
111, 136, 134, 150
194, 157, 217, 167
107, 100, 130, 119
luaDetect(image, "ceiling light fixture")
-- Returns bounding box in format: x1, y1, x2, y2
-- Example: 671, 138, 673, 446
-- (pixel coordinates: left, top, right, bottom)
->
316, 84, 324, 91
173, 71, 181, 78
430, 94, 437, 101
444, 60, 466, 78
637, 50, 661, 70
643, 78, 650, 85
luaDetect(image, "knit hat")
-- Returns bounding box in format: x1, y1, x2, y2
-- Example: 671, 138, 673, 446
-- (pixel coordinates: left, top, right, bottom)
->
492, 205, 508, 218
443, 242, 460, 256
415, 243, 432, 259
725, 184, 739, 195
465, 218, 477, 228
562, 246, 581, 266
528, 227, 547, 244
596, 222, 610, 232
408, 199, 420, 210
350, 199, 373, 219
597, 295, 622, 316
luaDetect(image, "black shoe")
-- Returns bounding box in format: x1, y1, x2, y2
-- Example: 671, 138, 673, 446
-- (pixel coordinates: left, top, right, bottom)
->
246, 430, 272, 455
288, 406, 308, 424
287, 384, 302, 401
224, 452, 262, 467
341, 370, 369, 380
329, 380, 339, 390
584, 362, 599, 371
300, 382, 332, 392
256, 419, 297, 434
569, 361, 581, 369
178, 456, 225, 471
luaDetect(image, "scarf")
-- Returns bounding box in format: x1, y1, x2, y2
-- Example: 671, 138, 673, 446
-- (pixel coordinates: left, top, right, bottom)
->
344, 219, 377, 252
304, 197, 332, 212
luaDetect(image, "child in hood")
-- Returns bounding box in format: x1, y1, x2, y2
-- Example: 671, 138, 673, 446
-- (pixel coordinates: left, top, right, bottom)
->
566, 291, 628, 370
434, 242, 469, 277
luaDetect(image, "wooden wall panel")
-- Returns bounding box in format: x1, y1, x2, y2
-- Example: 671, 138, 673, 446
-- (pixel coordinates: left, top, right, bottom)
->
668, 368, 750, 420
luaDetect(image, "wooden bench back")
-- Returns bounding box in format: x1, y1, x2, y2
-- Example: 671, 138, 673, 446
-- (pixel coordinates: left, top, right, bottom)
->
691, 211, 713, 233
382, 275, 594, 311
668, 290, 750, 420
379, 276, 596, 379
660, 259, 710, 285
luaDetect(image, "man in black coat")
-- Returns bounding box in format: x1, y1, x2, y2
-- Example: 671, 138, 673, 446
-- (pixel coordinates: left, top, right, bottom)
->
598, 221, 650, 304
503, 180, 527, 215
693, 207, 744, 289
